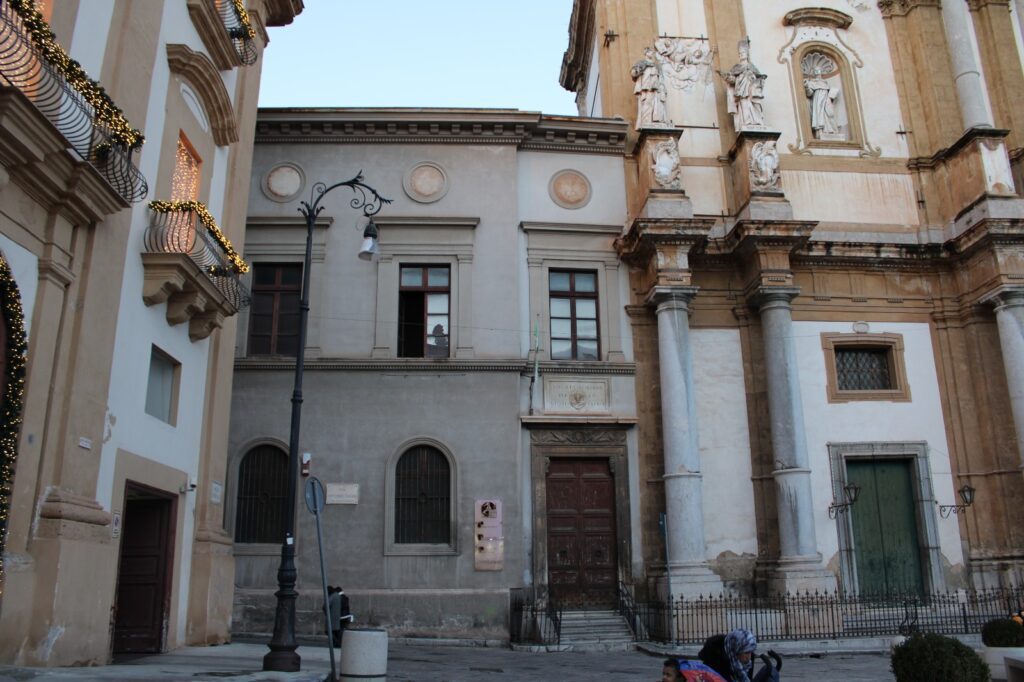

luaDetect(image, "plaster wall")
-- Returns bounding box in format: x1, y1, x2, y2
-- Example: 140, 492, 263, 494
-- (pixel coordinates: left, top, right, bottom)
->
785, 170, 919, 227
792, 320, 964, 572
691, 329, 758, 564
0, 235, 37, 338
517, 150, 627, 226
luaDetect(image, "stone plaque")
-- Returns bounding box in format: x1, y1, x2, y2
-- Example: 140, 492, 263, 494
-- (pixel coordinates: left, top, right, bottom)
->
210, 480, 223, 505
325, 483, 360, 505
474, 499, 503, 571
543, 378, 610, 414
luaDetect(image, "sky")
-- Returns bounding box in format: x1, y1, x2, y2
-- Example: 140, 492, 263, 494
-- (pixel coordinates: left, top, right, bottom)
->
257, 1, 579, 115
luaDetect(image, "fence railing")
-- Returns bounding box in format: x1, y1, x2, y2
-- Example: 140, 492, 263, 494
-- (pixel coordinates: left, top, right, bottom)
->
145, 203, 250, 311
510, 588, 562, 646
0, 0, 147, 203
633, 587, 1024, 645
217, 0, 256, 65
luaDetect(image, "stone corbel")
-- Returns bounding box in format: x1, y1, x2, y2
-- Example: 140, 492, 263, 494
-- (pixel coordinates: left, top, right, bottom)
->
141, 252, 238, 342
615, 218, 713, 292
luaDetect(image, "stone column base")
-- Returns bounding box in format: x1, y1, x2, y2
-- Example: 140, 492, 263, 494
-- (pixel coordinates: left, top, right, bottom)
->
665, 562, 725, 599
763, 556, 837, 595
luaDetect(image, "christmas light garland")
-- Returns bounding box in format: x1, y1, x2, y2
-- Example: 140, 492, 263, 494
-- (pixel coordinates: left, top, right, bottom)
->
0, 255, 28, 599
230, 0, 257, 40
8, 0, 145, 150
149, 200, 249, 274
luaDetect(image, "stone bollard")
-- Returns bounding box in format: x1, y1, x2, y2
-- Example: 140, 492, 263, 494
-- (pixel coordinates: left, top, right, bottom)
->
340, 627, 388, 681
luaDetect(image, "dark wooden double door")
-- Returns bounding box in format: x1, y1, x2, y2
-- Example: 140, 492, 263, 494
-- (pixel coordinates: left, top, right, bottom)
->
113, 487, 175, 653
546, 458, 618, 604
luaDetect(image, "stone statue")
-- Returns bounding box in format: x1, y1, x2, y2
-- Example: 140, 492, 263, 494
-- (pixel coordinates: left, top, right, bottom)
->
651, 135, 683, 190
802, 53, 844, 140
719, 39, 767, 131
631, 47, 670, 129
749, 140, 780, 192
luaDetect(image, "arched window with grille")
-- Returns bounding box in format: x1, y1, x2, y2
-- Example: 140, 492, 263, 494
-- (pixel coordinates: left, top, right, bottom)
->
234, 445, 288, 543
394, 445, 452, 545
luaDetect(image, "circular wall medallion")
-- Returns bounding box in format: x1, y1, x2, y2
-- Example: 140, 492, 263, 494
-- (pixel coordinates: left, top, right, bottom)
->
549, 169, 592, 209
852, 321, 870, 334
263, 163, 304, 203
403, 161, 449, 203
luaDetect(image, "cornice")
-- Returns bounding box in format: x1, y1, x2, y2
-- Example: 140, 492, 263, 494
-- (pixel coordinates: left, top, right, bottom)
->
783, 8, 853, 29
907, 126, 1010, 171
374, 216, 479, 230
234, 357, 635, 375
259, 0, 304, 27
254, 108, 627, 155
246, 215, 334, 229
559, 0, 596, 94
166, 44, 239, 146
520, 221, 622, 235
878, 0, 942, 18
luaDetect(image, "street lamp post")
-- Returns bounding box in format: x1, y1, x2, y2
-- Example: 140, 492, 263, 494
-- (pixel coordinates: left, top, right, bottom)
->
263, 172, 390, 673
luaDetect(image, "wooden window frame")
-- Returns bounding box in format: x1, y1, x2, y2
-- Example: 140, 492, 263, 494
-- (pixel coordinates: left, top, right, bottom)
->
548, 269, 600, 361
821, 332, 911, 403
398, 264, 451, 359
247, 262, 302, 356
144, 345, 181, 425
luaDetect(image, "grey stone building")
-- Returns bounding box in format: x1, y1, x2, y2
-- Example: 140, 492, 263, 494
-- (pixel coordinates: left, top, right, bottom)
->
230, 109, 637, 637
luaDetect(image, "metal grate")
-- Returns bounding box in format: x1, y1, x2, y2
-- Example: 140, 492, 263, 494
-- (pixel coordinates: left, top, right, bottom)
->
836, 347, 892, 391
394, 445, 450, 544
234, 445, 287, 543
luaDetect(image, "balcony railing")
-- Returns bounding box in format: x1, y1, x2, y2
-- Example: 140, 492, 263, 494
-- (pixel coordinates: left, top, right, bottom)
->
0, 0, 147, 203
146, 201, 250, 311
218, 0, 257, 66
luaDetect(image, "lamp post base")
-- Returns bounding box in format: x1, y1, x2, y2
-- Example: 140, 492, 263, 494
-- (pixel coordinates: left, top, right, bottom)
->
263, 542, 301, 672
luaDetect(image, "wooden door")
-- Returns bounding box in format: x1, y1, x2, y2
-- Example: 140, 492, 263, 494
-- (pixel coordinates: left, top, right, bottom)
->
546, 458, 618, 604
113, 493, 173, 653
847, 459, 924, 595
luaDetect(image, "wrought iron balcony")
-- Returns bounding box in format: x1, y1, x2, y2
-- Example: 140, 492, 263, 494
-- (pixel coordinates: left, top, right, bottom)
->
0, 0, 147, 204
218, 0, 257, 66
143, 201, 250, 341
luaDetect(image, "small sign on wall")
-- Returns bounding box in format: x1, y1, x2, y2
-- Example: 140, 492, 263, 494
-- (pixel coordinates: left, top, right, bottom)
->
210, 481, 223, 505
111, 511, 121, 539
326, 483, 359, 505
474, 498, 504, 571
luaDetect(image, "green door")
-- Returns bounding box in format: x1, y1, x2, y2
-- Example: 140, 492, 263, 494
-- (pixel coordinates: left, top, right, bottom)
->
846, 459, 925, 595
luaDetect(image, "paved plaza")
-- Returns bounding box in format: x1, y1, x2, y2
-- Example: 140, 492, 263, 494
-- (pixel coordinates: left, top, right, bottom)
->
0, 641, 897, 681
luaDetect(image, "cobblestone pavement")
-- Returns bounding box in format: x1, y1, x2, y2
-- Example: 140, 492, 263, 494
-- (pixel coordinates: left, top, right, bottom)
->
0, 641, 897, 681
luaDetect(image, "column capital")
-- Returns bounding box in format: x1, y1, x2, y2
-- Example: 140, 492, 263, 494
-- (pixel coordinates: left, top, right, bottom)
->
646, 285, 699, 311
751, 286, 800, 310
981, 285, 1024, 311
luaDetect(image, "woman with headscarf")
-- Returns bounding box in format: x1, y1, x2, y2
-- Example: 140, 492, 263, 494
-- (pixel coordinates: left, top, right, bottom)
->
723, 629, 758, 681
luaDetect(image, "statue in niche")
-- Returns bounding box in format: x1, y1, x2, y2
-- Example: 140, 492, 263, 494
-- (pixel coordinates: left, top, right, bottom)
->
631, 47, 670, 129
802, 52, 846, 140
749, 140, 780, 192
719, 39, 767, 131
651, 135, 683, 190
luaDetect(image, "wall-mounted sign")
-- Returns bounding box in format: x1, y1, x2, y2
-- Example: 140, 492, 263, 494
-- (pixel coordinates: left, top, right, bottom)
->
474, 498, 504, 571
543, 378, 610, 414
326, 483, 360, 505
210, 480, 223, 505
111, 511, 121, 539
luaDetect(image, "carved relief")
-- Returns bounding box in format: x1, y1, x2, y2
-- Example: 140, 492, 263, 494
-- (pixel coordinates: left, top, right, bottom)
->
651, 135, 683, 190
530, 429, 627, 446
750, 140, 781, 192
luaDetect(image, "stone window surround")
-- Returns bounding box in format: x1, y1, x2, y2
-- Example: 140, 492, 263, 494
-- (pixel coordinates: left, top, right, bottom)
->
383, 437, 459, 556
821, 332, 911, 402
827, 441, 946, 595
371, 217, 478, 359
522, 222, 625, 363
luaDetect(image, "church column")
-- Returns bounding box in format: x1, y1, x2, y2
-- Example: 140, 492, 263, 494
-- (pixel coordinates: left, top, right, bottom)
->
942, 0, 995, 130
649, 285, 722, 597
982, 286, 1024, 469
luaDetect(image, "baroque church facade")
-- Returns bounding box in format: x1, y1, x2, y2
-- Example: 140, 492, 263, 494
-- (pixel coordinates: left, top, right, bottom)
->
230, 0, 1024, 637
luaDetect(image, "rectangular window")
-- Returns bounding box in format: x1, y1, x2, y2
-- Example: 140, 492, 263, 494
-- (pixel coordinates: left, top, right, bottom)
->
398, 265, 449, 358
248, 263, 302, 356
822, 333, 911, 402
549, 270, 599, 361
145, 346, 180, 424
171, 133, 202, 202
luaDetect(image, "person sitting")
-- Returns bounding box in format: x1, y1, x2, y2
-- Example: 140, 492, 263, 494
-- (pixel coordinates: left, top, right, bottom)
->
700, 629, 756, 681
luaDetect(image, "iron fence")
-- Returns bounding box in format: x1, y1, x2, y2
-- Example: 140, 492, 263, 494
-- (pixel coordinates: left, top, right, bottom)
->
633, 587, 1024, 645
216, 0, 257, 65
510, 588, 562, 646
0, 0, 147, 203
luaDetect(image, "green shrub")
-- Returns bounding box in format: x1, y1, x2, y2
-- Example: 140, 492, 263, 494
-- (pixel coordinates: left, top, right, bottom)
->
891, 632, 990, 682
982, 618, 1024, 647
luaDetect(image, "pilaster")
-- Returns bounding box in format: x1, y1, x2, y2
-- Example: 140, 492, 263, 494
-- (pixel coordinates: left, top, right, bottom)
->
980, 286, 1024, 472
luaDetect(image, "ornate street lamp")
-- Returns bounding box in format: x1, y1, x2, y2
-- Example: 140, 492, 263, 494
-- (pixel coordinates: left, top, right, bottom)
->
939, 483, 976, 519
827, 482, 861, 519
263, 173, 390, 673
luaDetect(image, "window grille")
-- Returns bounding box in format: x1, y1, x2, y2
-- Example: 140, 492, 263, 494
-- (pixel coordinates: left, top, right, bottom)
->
394, 445, 451, 544
836, 348, 892, 391
234, 445, 288, 543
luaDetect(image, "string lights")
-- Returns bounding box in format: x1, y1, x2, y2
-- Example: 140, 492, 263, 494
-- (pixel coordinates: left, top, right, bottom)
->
0, 255, 28, 599
149, 200, 249, 274
8, 0, 145, 149
230, 0, 257, 40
